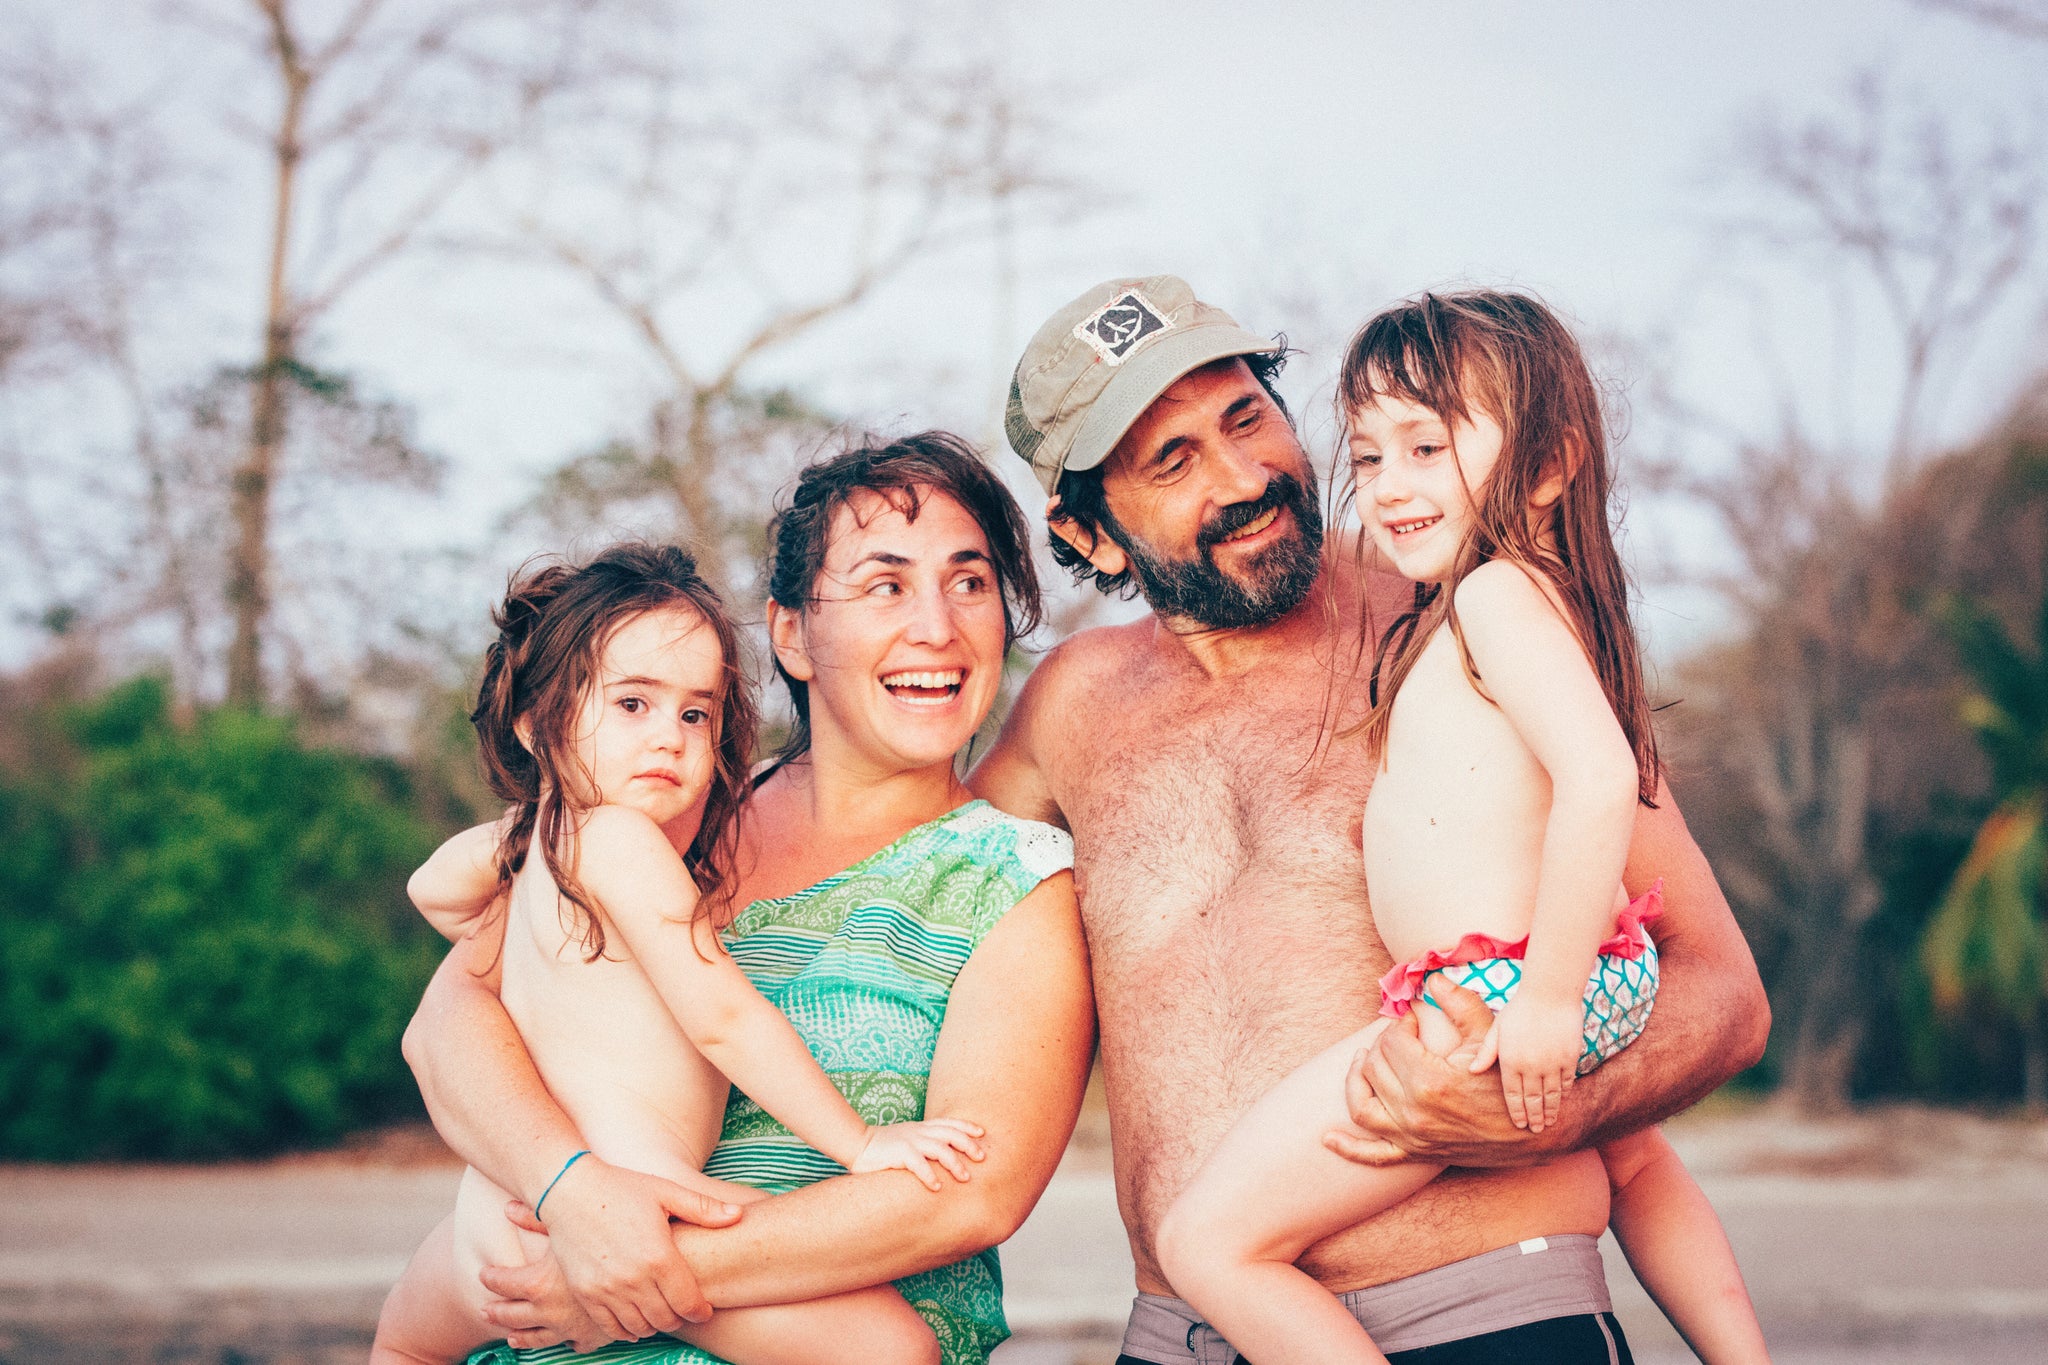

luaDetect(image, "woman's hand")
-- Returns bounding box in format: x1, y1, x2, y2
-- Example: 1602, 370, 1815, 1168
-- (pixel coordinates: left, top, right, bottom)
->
851, 1118, 987, 1191
485, 1157, 743, 1345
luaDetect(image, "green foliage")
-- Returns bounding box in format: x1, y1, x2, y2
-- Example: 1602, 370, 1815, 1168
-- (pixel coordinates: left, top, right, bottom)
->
1924, 589, 2048, 1034
0, 677, 448, 1158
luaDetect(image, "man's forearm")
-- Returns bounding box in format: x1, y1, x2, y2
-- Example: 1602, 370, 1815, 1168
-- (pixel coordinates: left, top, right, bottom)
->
404, 936, 585, 1204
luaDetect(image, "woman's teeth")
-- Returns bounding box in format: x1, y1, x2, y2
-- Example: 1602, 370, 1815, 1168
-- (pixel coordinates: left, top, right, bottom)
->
1222, 506, 1280, 543
881, 669, 964, 705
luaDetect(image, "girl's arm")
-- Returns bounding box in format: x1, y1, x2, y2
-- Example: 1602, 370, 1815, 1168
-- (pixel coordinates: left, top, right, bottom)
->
577, 807, 980, 1186
1453, 560, 1644, 1132
478, 871, 1095, 1348
407, 818, 510, 941
1602, 1128, 1771, 1364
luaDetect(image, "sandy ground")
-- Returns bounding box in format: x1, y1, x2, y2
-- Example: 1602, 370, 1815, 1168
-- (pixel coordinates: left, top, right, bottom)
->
4, 1103, 2046, 1364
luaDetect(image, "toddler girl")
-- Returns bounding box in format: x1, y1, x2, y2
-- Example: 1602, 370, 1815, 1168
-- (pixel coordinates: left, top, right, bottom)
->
372, 543, 979, 1365
1156, 294, 1768, 1364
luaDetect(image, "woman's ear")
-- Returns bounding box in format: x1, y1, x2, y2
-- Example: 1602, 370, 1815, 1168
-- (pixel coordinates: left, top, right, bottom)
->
766, 599, 815, 682
1046, 496, 1130, 579
513, 715, 535, 754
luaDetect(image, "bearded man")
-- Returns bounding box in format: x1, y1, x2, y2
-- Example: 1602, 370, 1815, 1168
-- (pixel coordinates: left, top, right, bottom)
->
970, 275, 1767, 1364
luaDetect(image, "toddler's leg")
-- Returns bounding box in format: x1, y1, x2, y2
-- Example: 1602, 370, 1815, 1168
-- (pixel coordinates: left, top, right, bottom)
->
1602, 1127, 1770, 1365
1156, 1019, 1439, 1365
675, 1285, 940, 1365
373, 1169, 541, 1364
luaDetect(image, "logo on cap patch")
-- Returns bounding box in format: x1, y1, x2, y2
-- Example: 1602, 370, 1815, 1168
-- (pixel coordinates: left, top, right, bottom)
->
1074, 290, 1170, 365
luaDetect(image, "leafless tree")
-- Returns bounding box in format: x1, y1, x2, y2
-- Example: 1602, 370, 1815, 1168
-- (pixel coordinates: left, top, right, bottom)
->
186, 0, 605, 706
1654, 70, 2047, 1109
1918, 0, 2048, 39
1727, 70, 2040, 480
480, 11, 1089, 597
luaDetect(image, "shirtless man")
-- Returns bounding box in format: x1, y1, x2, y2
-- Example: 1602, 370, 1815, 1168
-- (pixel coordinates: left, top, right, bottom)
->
970, 275, 1768, 1362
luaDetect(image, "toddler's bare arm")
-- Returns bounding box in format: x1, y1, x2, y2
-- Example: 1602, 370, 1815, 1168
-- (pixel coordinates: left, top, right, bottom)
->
408, 818, 510, 941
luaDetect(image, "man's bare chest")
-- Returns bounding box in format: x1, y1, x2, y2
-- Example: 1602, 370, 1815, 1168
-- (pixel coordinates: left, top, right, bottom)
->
1052, 677, 1378, 961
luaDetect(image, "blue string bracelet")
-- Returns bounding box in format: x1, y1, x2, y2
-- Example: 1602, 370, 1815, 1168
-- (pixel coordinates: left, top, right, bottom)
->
533, 1149, 591, 1223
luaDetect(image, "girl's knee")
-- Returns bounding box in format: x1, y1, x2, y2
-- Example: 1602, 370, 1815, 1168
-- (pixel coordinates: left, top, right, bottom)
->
879, 1316, 942, 1365
1157, 1189, 1237, 1293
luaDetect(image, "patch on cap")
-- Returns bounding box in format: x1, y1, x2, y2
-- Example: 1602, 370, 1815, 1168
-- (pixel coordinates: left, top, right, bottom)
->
1073, 289, 1170, 365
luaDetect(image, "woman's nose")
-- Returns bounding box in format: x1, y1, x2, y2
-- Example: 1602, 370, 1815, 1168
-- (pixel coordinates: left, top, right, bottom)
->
904, 584, 959, 646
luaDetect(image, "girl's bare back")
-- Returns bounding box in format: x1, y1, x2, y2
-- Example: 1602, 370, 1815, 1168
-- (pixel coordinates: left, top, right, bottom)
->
498, 856, 732, 1186
1363, 614, 1627, 967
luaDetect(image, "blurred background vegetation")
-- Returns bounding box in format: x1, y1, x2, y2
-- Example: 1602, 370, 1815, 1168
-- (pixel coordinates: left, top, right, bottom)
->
1, 0, 2045, 1157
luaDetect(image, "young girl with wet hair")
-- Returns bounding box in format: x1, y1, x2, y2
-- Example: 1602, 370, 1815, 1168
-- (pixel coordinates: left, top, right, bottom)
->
372, 542, 980, 1365
1155, 294, 1769, 1364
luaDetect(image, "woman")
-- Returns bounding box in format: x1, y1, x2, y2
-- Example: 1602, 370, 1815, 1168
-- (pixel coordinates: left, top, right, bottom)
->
403, 432, 1095, 1365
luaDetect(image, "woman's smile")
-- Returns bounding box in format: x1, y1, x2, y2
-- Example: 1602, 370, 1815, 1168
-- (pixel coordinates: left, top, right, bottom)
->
880, 667, 967, 707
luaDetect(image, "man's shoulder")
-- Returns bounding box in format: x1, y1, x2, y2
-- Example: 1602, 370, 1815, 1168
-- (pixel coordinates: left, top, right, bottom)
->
1023, 614, 1155, 700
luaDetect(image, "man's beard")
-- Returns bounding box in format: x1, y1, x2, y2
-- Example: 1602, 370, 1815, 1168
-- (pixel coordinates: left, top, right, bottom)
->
1105, 470, 1325, 629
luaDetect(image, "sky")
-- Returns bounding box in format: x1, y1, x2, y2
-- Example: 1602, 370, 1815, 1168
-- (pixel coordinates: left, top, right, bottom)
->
8, 0, 2047, 670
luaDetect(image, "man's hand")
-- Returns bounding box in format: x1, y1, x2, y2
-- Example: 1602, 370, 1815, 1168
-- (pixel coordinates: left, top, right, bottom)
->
480, 1157, 742, 1347
1323, 983, 1575, 1168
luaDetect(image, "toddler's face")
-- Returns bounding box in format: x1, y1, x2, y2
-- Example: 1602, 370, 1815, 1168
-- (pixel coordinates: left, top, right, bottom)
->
567, 605, 725, 836
1347, 393, 1506, 584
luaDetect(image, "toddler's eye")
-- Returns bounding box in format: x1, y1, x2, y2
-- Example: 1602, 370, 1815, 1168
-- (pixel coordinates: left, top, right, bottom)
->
681, 707, 710, 726
617, 696, 645, 714
1350, 449, 1382, 470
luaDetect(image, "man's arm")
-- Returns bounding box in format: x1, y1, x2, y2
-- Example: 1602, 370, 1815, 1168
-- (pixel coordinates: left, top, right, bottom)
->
1326, 778, 1769, 1166
404, 916, 738, 1341
967, 643, 1072, 827
481, 875, 1095, 1343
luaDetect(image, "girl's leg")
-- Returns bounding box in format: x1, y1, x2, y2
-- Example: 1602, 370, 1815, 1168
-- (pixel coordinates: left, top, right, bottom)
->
672, 1285, 940, 1365
1156, 1020, 1440, 1365
1602, 1127, 1770, 1365
372, 1169, 542, 1364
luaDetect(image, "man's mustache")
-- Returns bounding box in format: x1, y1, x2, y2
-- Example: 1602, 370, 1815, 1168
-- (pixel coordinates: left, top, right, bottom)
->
1197, 474, 1306, 550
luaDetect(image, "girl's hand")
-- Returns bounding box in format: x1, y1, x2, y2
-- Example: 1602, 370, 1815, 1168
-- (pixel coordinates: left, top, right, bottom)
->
850, 1118, 987, 1191
1473, 993, 1583, 1134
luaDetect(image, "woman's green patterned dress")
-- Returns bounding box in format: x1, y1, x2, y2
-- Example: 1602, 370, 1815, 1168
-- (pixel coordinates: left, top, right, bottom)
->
471, 800, 1074, 1365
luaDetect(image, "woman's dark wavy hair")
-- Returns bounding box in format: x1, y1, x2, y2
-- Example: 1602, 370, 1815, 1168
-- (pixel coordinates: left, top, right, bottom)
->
472, 542, 758, 959
1338, 290, 1659, 805
1051, 346, 1293, 596
764, 430, 1043, 770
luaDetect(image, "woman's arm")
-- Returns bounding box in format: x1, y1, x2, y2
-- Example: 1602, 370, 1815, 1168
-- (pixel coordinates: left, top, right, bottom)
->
1326, 777, 1769, 1166
480, 872, 1095, 1344
402, 910, 738, 1342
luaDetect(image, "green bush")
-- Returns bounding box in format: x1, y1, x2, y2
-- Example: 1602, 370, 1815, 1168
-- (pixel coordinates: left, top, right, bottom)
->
0, 677, 448, 1158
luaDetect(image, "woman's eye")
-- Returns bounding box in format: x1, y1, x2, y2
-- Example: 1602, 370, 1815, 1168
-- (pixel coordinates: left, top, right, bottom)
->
866, 579, 903, 597
952, 574, 990, 595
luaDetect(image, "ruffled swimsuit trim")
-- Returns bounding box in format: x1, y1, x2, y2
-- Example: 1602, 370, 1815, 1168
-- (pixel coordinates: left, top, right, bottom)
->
1377, 879, 1665, 1019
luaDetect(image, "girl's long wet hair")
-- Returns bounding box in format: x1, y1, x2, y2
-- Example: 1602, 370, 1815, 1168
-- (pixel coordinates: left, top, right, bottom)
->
762, 431, 1043, 773
1338, 290, 1660, 805
472, 542, 758, 958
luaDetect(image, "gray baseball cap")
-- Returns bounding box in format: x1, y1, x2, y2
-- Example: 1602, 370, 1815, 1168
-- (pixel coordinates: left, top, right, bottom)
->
1004, 275, 1276, 494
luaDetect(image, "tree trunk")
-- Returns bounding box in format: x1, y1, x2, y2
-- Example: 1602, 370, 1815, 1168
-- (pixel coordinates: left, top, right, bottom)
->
226, 13, 308, 709
676, 392, 727, 592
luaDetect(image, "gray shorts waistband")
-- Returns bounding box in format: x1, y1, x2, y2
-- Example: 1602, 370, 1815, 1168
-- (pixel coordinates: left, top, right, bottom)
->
1119, 1233, 1612, 1363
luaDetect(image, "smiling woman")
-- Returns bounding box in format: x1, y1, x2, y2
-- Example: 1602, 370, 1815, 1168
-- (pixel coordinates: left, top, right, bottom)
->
400, 433, 1091, 1365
